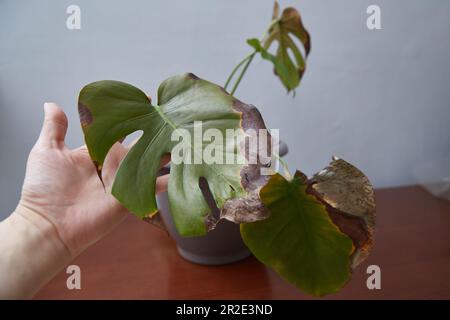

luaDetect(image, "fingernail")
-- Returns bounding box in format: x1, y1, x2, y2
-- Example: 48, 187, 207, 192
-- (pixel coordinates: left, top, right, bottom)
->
44, 102, 56, 114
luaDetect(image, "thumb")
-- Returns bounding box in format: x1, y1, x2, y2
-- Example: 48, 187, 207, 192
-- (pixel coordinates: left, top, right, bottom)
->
37, 102, 68, 148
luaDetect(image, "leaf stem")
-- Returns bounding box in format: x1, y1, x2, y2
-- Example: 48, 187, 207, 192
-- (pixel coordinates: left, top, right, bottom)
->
230, 52, 255, 96
153, 105, 177, 130
273, 151, 292, 180
224, 52, 254, 92
225, 19, 280, 95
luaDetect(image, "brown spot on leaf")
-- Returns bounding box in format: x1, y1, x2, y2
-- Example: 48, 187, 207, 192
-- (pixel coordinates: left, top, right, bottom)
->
143, 211, 168, 233
78, 103, 93, 128
307, 184, 370, 267
232, 99, 272, 190
204, 213, 218, 232
281, 7, 311, 56
220, 99, 272, 224
308, 157, 376, 268
222, 191, 270, 223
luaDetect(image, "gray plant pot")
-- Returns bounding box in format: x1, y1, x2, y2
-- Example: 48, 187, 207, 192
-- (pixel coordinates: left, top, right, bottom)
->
157, 141, 288, 265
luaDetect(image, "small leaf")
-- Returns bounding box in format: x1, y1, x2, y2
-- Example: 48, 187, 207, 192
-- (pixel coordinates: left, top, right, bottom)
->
250, 2, 311, 92
78, 74, 271, 236
247, 38, 296, 92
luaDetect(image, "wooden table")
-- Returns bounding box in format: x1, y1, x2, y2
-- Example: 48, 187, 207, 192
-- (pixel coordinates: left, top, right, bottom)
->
34, 186, 450, 299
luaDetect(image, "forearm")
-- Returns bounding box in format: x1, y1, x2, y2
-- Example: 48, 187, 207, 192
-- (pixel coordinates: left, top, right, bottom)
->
0, 207, 72, 299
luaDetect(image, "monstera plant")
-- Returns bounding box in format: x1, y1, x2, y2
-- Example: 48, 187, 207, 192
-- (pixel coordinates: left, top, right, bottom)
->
77, 2, 375, 297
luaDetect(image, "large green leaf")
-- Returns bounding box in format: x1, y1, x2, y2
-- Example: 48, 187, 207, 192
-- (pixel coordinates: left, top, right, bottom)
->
241, 172, 353, 296
241, 157, 375, 296
248, 1, 311, 93
78, 73, 271, 236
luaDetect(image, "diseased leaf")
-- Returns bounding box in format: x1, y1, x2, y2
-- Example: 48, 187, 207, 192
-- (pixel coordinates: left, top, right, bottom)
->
272, 0, 280, 21
241, 171, 354, 297
249, 1, 311, 92
247, 38, 295, 91
310, 156, 376, 267
78, 73, 271, 236
241, 157, 375, 296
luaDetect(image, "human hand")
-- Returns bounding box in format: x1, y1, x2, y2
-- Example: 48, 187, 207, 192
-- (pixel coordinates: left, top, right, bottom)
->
16, 102, 169, 257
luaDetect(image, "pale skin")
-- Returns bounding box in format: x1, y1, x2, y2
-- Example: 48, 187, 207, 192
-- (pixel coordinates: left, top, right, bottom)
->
0, 102, 169, 299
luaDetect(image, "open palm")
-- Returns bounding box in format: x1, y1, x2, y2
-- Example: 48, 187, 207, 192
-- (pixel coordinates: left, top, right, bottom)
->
18, 103, 168, 256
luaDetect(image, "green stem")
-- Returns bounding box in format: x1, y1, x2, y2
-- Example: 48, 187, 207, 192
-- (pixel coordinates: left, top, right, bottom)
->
230, 52, 255, 95
224, 19, 280, 95
273, 151, 292, 180
224, 52, 254, 92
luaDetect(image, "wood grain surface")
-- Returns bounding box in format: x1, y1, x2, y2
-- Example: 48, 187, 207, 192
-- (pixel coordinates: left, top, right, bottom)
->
34, 186, 450, 299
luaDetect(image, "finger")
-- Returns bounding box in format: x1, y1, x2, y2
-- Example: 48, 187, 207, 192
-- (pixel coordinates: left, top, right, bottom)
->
37, 102, 68, 148
85, 133, 170, 187
104, 147, 169, 176
123, 136, 140, 149
101, 142, 128, 185
72, 140, 130, 164
104, 136, 168, 173
155, 174, 169, 194
73, 144, 88, 153
103, 153, 170, 191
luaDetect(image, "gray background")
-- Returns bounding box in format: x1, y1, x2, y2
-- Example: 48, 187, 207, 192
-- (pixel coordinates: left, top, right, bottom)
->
1, 0, 450, 219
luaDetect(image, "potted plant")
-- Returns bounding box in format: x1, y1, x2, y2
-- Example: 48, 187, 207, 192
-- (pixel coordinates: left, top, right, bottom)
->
77, 1, 375, 297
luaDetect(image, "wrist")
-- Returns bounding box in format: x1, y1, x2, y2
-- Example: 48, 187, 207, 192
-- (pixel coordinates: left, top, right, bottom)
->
14, 203, 71, 256
0, 206, 72, 299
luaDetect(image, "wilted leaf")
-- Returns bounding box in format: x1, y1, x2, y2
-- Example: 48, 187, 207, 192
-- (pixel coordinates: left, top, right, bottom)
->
241, 157, 375, 296
78, 73, 271, 236
249, 1, 311, 92
247, 38, 295, 91
311, 156, 376, 267
241, 171, 354, 297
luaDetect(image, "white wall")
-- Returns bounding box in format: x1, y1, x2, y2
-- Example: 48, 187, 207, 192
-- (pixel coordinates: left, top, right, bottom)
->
1, 0, 450, 218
